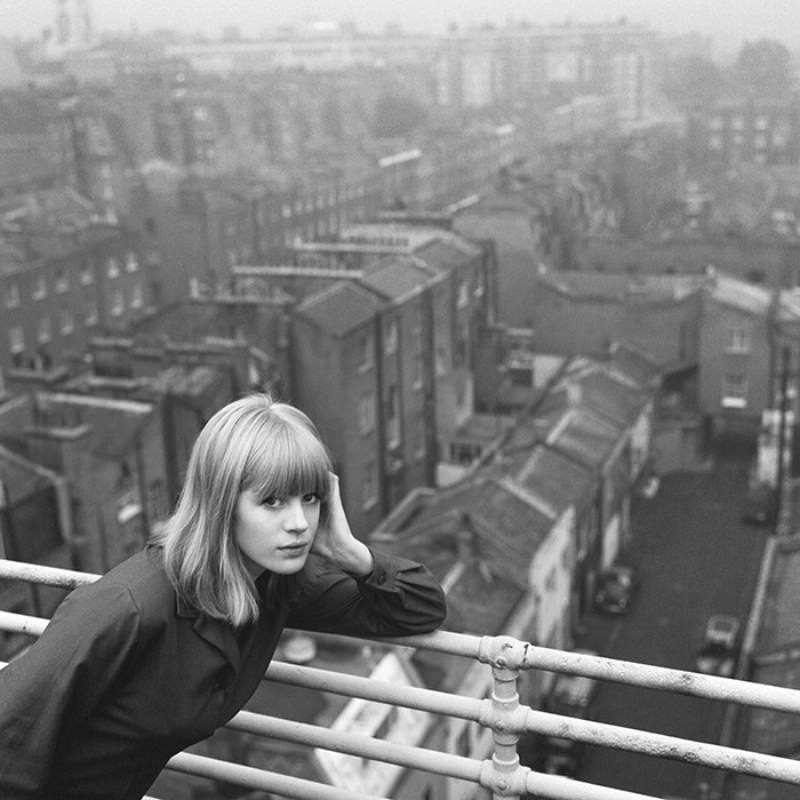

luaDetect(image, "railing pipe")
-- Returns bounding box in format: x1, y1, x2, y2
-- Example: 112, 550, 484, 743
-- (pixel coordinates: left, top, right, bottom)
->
166, 752, 392, 800
266, 659, 481, 719
227, 711, 483, 783
378, 631, 800, 714
522, 707, 800, 784
0, 559, 99, 587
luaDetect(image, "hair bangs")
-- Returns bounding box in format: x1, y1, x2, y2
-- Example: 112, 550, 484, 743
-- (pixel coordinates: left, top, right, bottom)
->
244, 419, 332, 502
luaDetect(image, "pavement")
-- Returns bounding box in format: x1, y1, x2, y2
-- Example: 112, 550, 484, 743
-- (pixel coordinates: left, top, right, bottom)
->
717, 477, 800, 800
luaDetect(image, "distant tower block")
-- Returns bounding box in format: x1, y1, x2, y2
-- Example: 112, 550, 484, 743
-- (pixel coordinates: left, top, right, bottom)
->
49, 0, 93, 58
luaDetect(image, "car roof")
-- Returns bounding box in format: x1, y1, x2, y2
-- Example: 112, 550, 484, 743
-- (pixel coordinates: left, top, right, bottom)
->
708, 614, 739, 631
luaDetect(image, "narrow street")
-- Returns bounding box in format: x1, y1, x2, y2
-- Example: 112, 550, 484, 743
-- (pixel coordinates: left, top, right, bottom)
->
575, 453, 768, 798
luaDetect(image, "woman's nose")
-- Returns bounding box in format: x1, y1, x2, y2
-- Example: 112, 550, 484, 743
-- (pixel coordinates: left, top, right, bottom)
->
284, 498, 309, 531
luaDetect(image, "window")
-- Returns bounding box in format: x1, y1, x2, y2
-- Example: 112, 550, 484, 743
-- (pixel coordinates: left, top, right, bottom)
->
358, 394, 375, 435
384, 319, 398, 355
131, 283, 143, 309
412, 352, 423, 390
85, 302, 98, 326
386, 386, 400, 448
436, 345, 448, 376
725, 327, 751, 354
457, 279, 469, 308
37, 316, 51, 343
9, 326, 24, 354
4, 282, 20, 309
125, 251, 139, 272
80, 260, 94, 285
107, 257, 120, 278
60, 309, 74, 335
54, 267, 69, 293
722, 372, 748, 408
32, 275, 46, 300
357, 333, 374, 373
110, 290, 124, 316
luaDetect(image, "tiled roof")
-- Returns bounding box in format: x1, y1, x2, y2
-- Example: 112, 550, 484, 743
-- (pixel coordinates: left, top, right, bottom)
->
360, 254, 440, 302
559, 364, 647, 426
375, 474, 553, 588
548, 407, 620, 470
607, 340, 661, 386
706, 272, 773, 316
412, 233, 481, 271
513, 444, 596, 517
295, 282, 385, 335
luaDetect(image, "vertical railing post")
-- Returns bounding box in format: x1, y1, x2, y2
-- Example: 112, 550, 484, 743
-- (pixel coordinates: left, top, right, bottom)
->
489, 650, 522, 799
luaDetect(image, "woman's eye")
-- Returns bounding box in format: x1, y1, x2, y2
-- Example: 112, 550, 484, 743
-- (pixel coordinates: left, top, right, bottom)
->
302, 493, 321, 504
262, 496, 283, 508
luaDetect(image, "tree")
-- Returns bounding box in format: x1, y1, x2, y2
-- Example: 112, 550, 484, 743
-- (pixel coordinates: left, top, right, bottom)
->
735, 39, 792, 94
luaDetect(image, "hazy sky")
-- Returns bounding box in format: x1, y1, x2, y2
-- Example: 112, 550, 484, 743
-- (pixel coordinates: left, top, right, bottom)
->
1, 0, 799, 55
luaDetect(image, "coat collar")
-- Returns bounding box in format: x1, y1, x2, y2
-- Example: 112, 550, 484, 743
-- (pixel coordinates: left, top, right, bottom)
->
176, 594, 241, 672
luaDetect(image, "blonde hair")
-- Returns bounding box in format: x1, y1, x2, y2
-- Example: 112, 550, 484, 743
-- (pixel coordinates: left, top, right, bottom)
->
161, 394, 333, 626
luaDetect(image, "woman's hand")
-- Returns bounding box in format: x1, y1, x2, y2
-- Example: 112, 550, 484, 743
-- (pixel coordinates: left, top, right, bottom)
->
311, 473, 374, 577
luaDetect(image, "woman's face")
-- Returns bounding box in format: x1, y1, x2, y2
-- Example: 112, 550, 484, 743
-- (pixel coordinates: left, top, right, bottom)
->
234, 488, 322, 577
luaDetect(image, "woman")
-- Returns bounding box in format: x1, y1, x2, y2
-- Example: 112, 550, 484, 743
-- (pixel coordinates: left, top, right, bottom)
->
0, 394, 447, 799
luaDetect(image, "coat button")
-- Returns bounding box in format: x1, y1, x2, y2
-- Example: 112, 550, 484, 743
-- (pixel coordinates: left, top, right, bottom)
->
376, 572, 386, 585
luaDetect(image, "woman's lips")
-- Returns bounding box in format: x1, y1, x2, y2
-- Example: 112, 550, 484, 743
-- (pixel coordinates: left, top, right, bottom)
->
279, 543, 308, 555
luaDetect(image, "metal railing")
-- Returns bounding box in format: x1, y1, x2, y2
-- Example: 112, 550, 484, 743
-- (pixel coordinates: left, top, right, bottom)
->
2, 558, 800, 800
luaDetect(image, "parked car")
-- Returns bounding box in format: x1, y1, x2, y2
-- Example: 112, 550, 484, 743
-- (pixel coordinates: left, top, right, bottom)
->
594, 564, 640, 614
741, 484, 776, 526
695, 614, 740, 677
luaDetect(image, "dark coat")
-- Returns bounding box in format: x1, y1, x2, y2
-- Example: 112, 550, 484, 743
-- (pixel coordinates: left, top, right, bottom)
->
0, 544, 446, 799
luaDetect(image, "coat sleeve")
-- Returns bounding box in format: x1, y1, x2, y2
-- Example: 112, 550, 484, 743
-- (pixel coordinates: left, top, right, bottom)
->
286, 548, 447, 637
0, 581, 141, 797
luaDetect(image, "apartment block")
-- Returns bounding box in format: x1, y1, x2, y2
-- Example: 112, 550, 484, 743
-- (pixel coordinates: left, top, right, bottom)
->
0, 187, 148, 373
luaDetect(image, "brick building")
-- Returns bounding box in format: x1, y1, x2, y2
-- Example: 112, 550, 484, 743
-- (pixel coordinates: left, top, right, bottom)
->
0, 187, 148, 373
